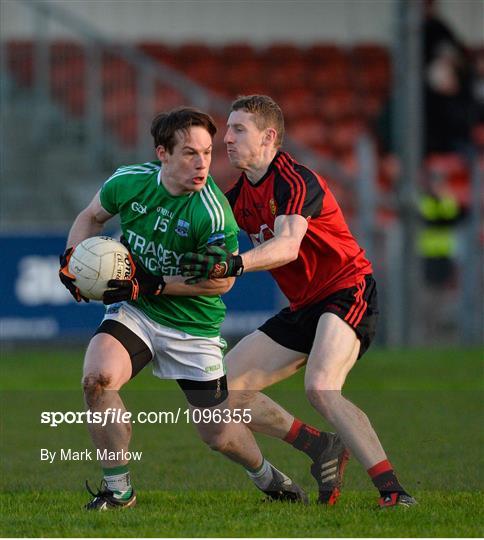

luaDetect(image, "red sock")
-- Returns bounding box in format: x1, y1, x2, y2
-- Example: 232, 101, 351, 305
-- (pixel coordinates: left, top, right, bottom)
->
283, 418, 304, 444
284, 418, 329, 461
368, 459, 406, 496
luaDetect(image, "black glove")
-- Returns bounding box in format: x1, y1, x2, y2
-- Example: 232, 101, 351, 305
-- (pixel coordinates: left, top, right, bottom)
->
180, 245, 244, 285
102, 237, 166, 305
59, 247, 90, 303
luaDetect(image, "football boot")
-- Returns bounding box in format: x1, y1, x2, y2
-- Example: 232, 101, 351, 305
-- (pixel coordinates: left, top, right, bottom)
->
84, 480, 136, 510
310, 433, 350, 505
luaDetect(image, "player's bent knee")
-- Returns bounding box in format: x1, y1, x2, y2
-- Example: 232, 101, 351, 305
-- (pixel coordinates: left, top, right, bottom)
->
229, 388, 256, 408
305, 384, 342, 418
198, 427, 232, 453
82, 371, 120, 407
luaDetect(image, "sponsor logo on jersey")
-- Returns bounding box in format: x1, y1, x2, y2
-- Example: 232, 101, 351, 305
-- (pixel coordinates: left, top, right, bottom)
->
126, 230, 183, 275
131, 202, 147, 214
174, 219, 190, 237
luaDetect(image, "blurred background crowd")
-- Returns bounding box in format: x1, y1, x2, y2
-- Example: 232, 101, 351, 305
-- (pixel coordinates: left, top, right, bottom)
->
1, 0, 482, 347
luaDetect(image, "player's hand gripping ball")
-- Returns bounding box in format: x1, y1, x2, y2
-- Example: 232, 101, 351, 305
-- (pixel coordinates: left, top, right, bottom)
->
59, 246, 90, 302
102, 236, 166, 305
60, 236, 133, 301
180, 245, 244, 284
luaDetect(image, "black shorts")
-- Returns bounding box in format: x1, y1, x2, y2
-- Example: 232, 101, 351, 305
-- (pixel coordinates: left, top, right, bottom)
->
259, 274, 378, 359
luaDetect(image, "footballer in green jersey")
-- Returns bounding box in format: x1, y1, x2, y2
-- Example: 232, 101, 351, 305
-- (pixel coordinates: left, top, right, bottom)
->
100, 161, 238, 338
58, 107, 307, 510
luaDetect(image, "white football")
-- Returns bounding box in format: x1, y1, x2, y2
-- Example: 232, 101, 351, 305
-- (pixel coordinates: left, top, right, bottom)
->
68, 236, 133, 300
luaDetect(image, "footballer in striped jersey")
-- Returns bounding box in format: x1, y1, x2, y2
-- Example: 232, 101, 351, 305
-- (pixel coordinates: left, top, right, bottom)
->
181, 95, 416, 508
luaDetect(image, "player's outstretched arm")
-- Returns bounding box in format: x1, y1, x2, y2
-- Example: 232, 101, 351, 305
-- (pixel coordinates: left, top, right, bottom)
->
163, 275, 236, 296
241, 214, 308, 272
180, 214, 308, 280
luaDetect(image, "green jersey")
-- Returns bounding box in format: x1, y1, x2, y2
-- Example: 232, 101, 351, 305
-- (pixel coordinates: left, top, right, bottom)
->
100, 161, 239, 337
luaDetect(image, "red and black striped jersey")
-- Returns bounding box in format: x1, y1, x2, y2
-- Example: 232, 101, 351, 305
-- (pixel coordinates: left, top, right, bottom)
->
225, 151, 372, 310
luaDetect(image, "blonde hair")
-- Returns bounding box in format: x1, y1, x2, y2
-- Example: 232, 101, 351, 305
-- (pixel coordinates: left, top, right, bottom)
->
230, 95, 284, 148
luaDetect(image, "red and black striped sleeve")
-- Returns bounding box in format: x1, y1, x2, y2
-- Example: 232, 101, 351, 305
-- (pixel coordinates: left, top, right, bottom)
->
273, 153, 325, 218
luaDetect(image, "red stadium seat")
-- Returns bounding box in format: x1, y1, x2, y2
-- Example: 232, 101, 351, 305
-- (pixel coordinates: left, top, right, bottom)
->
184, 58, 222, 85
309, 63, 352, 93
220, 43, 258, 64
377, 153, 400, 193
110, 112, 138, 147
49, 40, 85, 63
102, 57, 136, 94
287, 116, 327, 147
103, 87, 137, 120
208, 113, 227, 131
153, 84, 185, 112
265, 62, 307, 91
330, 119, 366, 153
174, 43, 215, 66
353, 64, 391, 94
221, 56, 270, 96
356, 92, 387, 121
47, 42, 86, 116
137, 42, 177, 66
262, 43, 303, 64
315, 89, 357, 121
60, 86, 86, 117
6, 40, 34, 86
351, 43, 390, 67
50, 60, 85, 97
377, 207, 398, 225
223, 60, 264, 93
226, 79, 273, 98
277, 87, 317, 120
425, 153, 468, 177
209, 80, 233, 98
305, 43, 348, 66
310, 142, 335, 159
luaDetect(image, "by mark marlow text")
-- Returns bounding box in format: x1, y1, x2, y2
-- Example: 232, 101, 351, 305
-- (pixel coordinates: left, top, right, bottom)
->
40, 448, 142, 463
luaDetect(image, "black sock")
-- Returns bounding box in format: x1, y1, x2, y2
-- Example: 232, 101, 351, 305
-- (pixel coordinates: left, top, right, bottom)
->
368, 460, 407, 497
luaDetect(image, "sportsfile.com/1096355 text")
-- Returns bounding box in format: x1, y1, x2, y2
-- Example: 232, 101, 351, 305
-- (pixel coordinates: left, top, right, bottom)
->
40, 408, 252, 427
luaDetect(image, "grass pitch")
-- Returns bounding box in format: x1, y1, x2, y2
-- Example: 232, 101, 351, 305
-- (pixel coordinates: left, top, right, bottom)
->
1, 346, 483, 537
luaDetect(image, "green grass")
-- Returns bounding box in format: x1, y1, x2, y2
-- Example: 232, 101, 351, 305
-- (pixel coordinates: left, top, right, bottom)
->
1, 491, 481, 537
1, 346, 483, 537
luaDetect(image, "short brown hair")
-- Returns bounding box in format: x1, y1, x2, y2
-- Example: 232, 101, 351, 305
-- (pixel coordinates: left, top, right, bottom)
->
151, 107, 217, 153
230, 95, 284, 147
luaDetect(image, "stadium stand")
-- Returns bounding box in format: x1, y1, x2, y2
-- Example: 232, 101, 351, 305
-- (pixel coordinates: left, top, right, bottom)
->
4, 39, 478, 216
